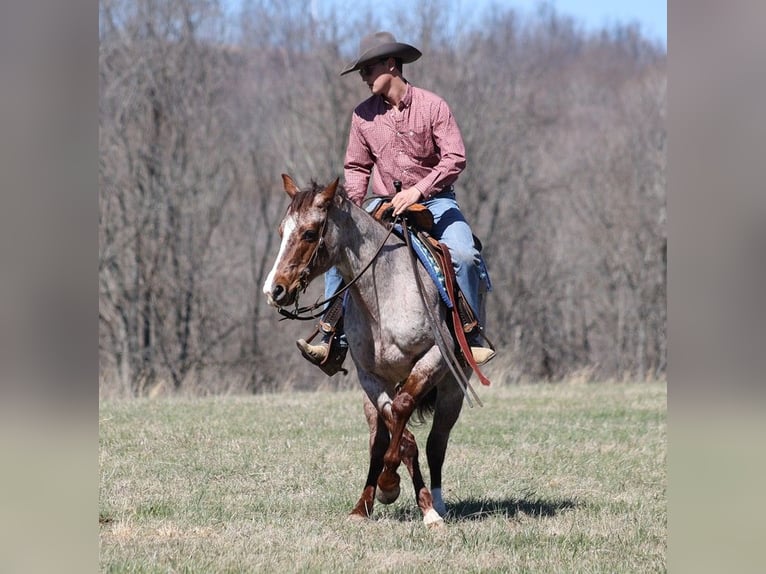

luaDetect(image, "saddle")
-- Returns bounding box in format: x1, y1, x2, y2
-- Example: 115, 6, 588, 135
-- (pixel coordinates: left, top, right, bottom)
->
372, 201, 480, 333
371, 201, 435, 233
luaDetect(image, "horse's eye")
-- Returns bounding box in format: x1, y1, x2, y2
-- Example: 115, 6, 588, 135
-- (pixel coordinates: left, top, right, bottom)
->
302, 229, 318, 242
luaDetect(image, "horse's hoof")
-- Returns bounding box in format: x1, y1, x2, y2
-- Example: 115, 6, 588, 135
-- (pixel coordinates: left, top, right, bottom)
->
376, 483, 400, 504
377, 471, 401, 504
347, 512, 368, 522
423, 508, 444, 528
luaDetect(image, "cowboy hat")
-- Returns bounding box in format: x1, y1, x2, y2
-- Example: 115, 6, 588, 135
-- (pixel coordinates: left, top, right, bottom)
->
340, 31, 422, 76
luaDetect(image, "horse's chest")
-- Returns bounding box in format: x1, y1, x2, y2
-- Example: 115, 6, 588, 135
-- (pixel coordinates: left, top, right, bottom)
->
348, 327, 428, 382
345, 295, 433, 381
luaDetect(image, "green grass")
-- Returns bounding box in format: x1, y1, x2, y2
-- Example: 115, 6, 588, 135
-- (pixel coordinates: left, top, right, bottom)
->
99, 382, 666, 572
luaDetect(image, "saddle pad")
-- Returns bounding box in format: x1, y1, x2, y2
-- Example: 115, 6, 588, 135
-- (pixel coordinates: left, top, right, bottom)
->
393, 224, 454, 309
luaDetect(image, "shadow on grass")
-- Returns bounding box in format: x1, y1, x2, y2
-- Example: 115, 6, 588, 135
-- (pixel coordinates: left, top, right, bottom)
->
384, 496, 579, 523
446, 496, 579, 522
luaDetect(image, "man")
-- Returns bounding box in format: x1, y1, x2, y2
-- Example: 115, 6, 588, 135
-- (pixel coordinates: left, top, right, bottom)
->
297, 31, 495, 367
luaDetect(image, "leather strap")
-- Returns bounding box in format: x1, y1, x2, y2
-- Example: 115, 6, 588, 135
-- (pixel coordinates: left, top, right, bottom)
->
424, 235, 491, 386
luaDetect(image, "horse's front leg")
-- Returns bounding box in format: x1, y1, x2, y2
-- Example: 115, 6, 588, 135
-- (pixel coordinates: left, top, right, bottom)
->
349, 394, 389, 520
378, 369, 443, 527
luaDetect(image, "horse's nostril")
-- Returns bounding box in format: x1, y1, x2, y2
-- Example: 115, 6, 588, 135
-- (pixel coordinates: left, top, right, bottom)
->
272, 284, 286, 303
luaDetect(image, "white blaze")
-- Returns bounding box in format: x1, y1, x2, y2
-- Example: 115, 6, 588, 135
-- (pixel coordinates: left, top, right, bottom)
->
262, 214, 297, 304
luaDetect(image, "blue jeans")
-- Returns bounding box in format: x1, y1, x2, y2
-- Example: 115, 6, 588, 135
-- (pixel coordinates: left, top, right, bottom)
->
324, 190, 490, 326
422, 190, 488, 323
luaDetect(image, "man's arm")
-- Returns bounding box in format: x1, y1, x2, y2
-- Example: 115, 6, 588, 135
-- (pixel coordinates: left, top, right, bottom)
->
411, 98, 467, 199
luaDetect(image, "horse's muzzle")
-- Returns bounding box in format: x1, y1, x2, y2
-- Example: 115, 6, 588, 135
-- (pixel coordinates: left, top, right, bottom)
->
266, 283, 297, 308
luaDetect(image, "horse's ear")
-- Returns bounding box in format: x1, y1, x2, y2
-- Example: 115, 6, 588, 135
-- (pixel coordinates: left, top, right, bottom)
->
316, 177, 340, 208
282, 174, 300, 198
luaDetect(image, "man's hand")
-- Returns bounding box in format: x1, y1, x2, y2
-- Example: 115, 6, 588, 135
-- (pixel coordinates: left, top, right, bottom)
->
391, 187, 423, 216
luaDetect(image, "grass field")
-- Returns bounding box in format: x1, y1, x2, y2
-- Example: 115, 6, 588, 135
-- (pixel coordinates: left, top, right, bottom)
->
99, 382, 666, 572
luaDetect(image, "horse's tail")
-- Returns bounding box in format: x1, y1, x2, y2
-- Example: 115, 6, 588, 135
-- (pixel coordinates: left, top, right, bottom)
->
411, 386, 438, 426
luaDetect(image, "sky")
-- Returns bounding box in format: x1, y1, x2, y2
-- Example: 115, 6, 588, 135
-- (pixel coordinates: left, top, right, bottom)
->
539, 0, 666, 45
225, 1, 666, 47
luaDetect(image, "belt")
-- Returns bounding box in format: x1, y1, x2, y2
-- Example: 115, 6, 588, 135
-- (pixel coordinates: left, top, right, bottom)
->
432, 185, 454, 197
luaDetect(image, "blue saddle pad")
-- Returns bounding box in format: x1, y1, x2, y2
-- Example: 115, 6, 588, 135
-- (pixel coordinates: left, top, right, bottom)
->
393, 224, 454, 309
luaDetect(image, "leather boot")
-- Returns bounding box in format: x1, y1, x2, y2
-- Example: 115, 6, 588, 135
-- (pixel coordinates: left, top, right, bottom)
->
296, 323, 333, 365
470, 346, 495, 366
467, 329, 496, 365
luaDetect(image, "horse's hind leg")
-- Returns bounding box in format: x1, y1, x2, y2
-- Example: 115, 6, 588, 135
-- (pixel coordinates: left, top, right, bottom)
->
426, 380, 465, 516
349, 395, 389, 520
398, 428, 443, 526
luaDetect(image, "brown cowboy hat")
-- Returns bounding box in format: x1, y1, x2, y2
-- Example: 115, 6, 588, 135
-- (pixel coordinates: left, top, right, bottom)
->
340, 31, 422, 76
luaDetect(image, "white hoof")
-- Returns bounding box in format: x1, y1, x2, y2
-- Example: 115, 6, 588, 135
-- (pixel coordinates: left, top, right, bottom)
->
423, 508, 443, 527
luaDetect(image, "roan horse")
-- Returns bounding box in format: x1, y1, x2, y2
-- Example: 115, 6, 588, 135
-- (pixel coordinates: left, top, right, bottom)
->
263, 174, 482, 527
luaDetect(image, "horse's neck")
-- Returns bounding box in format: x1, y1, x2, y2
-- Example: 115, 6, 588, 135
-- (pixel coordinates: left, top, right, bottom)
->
331, 199, 393, 278
330, 199, 409, 311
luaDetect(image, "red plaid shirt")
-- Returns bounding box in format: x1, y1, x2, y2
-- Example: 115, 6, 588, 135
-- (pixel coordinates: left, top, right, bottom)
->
343, 84, 467, 206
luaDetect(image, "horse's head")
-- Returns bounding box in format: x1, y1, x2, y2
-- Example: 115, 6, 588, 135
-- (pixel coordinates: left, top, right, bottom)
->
262, 174, 340, 308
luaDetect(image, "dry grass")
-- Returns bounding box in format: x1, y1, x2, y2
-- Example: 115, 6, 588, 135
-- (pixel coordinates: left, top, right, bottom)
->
100, 382, 666, 572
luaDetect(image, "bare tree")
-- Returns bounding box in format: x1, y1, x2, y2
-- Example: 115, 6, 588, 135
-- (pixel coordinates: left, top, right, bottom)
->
99, 0, 666, 395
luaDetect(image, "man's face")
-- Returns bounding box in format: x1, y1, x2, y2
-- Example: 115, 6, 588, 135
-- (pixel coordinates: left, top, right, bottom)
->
359, 58, 390, 94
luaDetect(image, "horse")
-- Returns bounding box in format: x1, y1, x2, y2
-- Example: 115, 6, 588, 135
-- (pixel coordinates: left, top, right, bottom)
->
262, 174, 482, 527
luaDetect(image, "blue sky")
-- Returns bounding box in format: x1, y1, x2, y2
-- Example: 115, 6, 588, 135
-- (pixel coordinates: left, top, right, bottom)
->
540, 0, 666, 45
225, 0, 666, 47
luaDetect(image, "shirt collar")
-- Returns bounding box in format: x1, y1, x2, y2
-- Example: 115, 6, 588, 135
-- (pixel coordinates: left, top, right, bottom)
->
381, 82, 413, 111
398, 83, 413, 110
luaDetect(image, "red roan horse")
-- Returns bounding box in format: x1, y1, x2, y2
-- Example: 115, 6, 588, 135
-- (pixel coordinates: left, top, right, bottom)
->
263, 175, 483, 527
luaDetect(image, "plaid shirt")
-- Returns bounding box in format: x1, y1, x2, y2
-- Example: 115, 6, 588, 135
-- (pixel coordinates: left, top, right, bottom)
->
343, 84, 467, 206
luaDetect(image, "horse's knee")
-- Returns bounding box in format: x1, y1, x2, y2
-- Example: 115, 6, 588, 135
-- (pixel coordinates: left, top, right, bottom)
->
391, 392, 415, 418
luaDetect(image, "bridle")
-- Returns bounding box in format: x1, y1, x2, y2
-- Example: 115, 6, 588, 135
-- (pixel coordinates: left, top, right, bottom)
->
296, 214, 329, 294
276, 202, 399, 321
